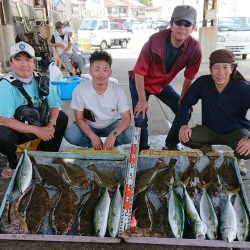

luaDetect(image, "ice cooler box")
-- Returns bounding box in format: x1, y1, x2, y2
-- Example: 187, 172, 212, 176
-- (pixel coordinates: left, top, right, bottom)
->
51, 76, 80, 100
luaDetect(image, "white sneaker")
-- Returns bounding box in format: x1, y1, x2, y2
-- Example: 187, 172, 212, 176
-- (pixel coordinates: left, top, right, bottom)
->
237, 159, 247, 175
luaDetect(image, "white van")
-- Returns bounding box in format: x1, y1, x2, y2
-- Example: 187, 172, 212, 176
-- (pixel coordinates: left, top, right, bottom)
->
217, 17, 250, 59
78, 18, 131, 50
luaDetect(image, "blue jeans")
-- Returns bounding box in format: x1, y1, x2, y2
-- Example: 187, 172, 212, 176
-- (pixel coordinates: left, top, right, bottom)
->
64, 120, 133, 147
129, 77, 184, 150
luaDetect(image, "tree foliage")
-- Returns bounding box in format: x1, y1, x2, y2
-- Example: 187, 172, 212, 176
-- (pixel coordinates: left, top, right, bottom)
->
139, 0, 152, 7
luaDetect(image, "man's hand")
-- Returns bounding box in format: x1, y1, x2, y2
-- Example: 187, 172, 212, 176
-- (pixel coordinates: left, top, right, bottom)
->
103, 133, 116, 150
91, 135, 103, 150
134, 99, 148, 119
236, 138, 250, 156
33, 126, 55, 141
179, 125, 192, 143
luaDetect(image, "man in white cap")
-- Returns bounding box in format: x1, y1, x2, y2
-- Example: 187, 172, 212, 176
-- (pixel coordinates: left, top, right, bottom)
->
0, 41, 68, 177
51, 21, 84, 76
129, 5, 201, 151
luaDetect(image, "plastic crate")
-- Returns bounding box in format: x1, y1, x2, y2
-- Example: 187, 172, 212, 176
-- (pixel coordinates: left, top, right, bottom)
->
51, 76, 80, 100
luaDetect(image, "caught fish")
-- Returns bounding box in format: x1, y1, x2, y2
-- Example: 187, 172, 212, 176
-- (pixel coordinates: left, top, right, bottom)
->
25, 184, 50, 234
133, 188, 152, 229
17, 150, 33, 193
94, 188, 111, 237
33, 163, 64, 190
168, 188, 185, 238
59, 162, 90, 189
77, 185, 102, 236
199, 187, 218, 240
215, 156, 239, 190
107, 184, 123, 238
51, 185, 78, 235
120, 227, 165, 239
220, 192, 238, 242
134, 159, 166, 195
233, 194, 249, 241
151, 159, 176, 195
196, 156, 222, 196
9, 192, 29, 234
179, 179, 207, 239
88, 164, 119, 191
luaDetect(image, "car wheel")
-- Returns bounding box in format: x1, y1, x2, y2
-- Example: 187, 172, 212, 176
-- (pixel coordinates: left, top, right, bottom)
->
242, 54, 247, 59
100, 40, 107, 50
121, 40, 127, 49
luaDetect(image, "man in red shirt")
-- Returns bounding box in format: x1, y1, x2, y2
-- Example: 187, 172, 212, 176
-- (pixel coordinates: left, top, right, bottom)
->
129, 5, 201, 151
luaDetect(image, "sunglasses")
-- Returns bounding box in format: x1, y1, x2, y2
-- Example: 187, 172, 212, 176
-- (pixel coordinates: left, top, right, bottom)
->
174, 20, 193, 27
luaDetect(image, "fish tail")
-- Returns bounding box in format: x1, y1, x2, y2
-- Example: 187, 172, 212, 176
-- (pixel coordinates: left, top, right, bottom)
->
176, 177, 190, 188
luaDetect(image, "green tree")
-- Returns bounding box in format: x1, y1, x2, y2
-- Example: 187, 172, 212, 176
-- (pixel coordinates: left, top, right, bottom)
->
139, 0, 152, 7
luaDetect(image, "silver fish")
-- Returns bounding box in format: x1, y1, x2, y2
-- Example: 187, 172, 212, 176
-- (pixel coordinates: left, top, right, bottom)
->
107, 185, 123, 238
200, 190, 218, 240
17, 150, 33, 193
168, 188, 185, 238
94, 188, 110, 237
220, 193, 237, 242
233, 194, 249, 241
182, 184, 207, 239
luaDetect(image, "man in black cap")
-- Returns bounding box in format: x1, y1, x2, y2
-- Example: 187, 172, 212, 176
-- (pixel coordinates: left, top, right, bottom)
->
129, 5, 201, 151
179, 49, 250, 175
51, 21, 84, 76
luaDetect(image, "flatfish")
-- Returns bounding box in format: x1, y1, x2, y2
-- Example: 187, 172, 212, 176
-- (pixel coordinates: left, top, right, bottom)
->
150, 158, 176, 195
179, 157, 199, 197
215, 157, 239, 190
33, 163, 64, 190
50, 185, 78, 235
133, 188, 152, 229
9, 192, 29, 234
87, 164, 119, 191
196, 156, 221, 196
77, 186, 102, 236
134, 159, 166, 195
59, 162, 90, 189
25, 184, 50, 234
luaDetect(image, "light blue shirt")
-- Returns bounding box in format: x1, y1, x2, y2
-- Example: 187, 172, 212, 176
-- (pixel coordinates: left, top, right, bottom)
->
0, 72, 62, 118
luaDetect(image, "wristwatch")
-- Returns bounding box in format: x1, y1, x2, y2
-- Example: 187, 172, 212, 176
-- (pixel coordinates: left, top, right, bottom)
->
111, 130, 118, 137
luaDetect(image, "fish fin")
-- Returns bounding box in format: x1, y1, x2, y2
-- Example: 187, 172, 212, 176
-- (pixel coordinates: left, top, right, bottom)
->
197, 181, 212, 190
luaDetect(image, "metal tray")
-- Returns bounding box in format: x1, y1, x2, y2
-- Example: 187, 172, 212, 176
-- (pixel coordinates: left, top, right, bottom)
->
0, 151, 127, 243
124, 154, 250, 249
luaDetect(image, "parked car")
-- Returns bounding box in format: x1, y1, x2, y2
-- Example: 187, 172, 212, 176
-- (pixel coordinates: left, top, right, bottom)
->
152, 20, 169, 31
78, 18, 131, 50
122, 19, 140, 31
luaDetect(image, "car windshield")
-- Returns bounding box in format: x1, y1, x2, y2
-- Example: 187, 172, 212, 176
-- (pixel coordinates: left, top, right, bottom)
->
80, 20, 97, 30
218, 17, 250, 31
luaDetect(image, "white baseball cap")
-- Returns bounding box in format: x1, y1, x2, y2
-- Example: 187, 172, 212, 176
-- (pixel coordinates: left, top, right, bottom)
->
10, 41, 35, 58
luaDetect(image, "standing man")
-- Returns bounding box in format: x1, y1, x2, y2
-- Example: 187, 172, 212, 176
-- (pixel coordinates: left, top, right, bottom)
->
50, 21, 84, 76
129, 5, 201, 151
179, 49, 250, 175
64, 50, 132, 150
0, 41, 68, 177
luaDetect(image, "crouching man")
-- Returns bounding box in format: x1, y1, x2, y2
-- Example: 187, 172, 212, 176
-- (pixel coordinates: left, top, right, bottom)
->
0, 41, 68, 177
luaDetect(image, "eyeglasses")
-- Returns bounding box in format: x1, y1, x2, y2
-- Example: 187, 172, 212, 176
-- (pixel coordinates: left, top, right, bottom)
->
174, 20, 193, 27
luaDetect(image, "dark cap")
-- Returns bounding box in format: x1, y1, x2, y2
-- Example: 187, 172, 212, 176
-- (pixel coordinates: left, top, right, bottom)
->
171, 5, 197, 24
55, 21, 64, 30
209, 49, 235, 68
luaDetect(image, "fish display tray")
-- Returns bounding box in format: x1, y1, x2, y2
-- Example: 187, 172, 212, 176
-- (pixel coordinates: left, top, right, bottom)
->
0, 151, 127, 243
124, 154, 250, 249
